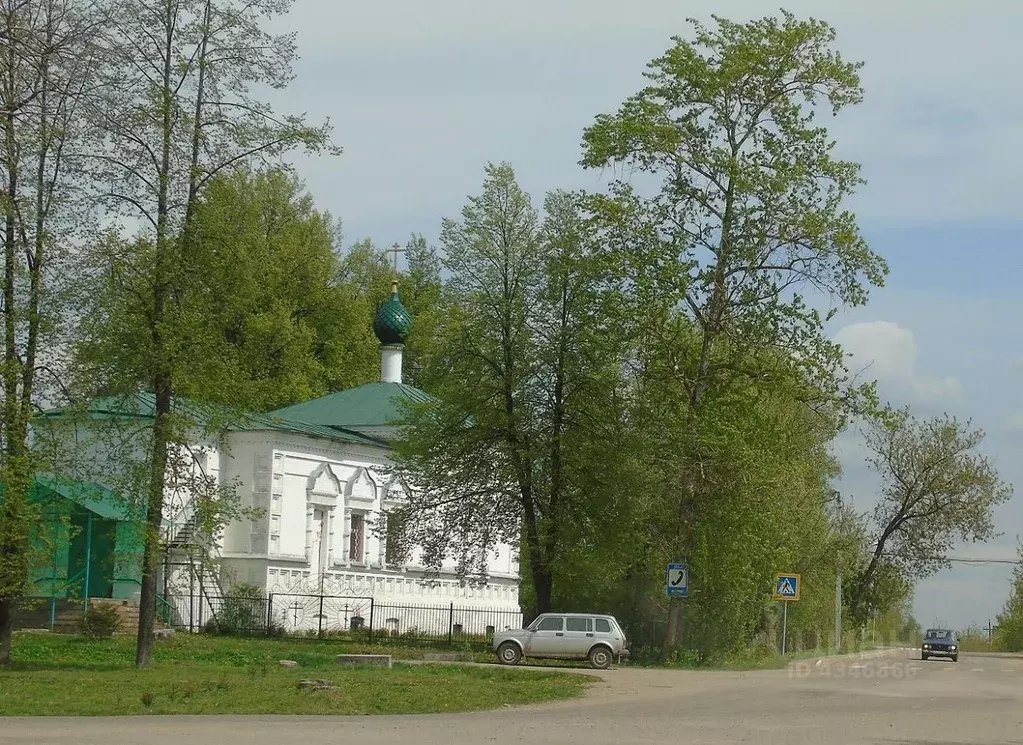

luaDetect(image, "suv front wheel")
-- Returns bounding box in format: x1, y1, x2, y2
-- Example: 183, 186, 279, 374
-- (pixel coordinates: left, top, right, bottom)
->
497, 642, 522, 665
588, 645, 613, 669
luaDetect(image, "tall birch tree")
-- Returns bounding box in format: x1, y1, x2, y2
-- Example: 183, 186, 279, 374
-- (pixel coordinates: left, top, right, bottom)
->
0, 0, 101, 667
78, 0, 336, 667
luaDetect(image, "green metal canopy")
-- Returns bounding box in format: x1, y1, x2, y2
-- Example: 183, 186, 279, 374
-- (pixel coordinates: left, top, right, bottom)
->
31, 472, 135, 521
2, 473, 145, 603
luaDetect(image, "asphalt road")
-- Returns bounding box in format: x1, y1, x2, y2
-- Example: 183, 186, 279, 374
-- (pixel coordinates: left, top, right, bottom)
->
3, 650, 1022, 745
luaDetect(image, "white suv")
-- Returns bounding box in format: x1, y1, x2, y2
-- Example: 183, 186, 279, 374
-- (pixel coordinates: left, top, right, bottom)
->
492, 613, 629, 669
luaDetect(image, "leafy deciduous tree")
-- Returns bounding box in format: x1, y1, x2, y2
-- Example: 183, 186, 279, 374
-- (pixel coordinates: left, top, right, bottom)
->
849, 408, 1012, 624
186, 167, 381, 410
392, 163, 631, 617
994, 543, 1023, 652
579, 11, 888, 650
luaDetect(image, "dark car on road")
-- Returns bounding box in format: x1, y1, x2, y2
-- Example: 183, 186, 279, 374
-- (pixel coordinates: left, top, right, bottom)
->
921, 628, 958, 662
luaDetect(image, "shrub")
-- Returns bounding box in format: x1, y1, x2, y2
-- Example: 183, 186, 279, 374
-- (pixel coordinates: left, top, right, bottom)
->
78, 603, 122, 639
206, 583, 266, 635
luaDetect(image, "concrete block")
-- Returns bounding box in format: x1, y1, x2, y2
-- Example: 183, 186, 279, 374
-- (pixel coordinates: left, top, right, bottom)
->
298, 679, 337, 691
336, 654, 392, 668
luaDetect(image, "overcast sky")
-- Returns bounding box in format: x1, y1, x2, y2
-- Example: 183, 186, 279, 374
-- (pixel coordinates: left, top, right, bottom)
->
267, 0, 1022, 631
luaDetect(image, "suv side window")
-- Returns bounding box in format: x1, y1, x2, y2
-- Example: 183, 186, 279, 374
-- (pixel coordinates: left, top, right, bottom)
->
566, 617, 592, 632
594, 618, 612, 633
536, 616, 564, 632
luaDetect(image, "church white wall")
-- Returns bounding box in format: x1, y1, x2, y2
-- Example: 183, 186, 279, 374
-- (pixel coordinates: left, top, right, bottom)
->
32, 419, 149, 491
31, 417, 224, 535
35, 413, 522, 615
209, 429, 520, 603
217, 435, 262, 557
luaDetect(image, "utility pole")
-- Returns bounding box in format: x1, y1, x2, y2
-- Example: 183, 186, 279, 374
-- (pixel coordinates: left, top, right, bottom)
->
831, 493, 843, 652
835, 565, 842, 651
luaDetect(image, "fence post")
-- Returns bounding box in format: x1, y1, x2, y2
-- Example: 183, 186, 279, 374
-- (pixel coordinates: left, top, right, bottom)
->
369, 599, 375, 643
448, 602, 454, 645
266, 593, 273, 637
318, 593, 325, 638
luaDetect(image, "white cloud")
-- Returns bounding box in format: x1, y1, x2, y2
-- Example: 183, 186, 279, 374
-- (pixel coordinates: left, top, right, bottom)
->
1002, 410, 1023, 432
833, 321, 962, 405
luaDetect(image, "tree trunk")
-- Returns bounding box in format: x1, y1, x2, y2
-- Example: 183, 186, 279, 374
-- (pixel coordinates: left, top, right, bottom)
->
662, 492, 697, 656
134, 0, 177, 669
135, 375, 172, 668
530, 562, 553, 617
0, 597, 13, 665
663, 597, 685, 656
0, 463, 30, 666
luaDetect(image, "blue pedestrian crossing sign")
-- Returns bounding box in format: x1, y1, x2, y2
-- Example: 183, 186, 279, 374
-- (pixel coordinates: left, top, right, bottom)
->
666, 563, 688, 598
773, 573, 801, 601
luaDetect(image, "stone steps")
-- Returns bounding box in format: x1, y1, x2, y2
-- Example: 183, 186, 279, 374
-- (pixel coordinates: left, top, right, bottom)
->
53, 598, 169, 636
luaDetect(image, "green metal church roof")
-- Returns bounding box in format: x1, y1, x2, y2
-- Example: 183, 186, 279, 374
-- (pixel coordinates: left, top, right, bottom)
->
38, 391, 387, 448
268, 381, 434, 431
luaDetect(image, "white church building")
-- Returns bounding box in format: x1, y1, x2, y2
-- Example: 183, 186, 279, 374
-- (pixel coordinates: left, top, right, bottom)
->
37, 281, 522, 637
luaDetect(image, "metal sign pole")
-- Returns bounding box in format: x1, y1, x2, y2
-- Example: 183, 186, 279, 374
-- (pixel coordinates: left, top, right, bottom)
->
781, 600, 788, 656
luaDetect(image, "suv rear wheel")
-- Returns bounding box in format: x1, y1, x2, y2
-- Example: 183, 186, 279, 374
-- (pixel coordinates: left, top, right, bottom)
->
588, 645, 613, 669
497, 642, 522, 665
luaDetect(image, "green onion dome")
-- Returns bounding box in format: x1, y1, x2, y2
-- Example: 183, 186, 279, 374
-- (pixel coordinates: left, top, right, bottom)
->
373, 280, 412, 345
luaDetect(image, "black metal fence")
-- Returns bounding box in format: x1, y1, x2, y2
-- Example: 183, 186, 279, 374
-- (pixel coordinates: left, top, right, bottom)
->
164, 592, 269, 635
162, 592, 523, 647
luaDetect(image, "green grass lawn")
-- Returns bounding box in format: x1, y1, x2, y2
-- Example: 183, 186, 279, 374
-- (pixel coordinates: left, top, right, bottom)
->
0, 633, 591, 716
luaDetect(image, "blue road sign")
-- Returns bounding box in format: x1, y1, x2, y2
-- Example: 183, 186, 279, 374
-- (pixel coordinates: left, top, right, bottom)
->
773, 573, 801, 601
666, 563, 688, 598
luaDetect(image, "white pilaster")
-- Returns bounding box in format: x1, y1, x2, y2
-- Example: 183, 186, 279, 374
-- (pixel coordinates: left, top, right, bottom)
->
326, 508, 335, 567
304, 505, 315, 563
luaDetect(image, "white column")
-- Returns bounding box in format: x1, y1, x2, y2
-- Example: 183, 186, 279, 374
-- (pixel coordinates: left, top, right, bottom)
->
340, 508, 350, 567
369, 512, 382, 568
380, 345, 403, 383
